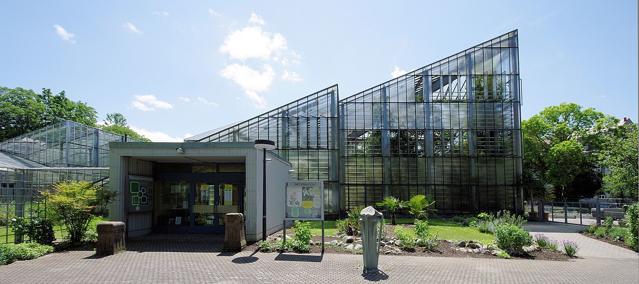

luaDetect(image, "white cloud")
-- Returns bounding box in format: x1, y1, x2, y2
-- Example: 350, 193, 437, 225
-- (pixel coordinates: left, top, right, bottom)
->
220, 64, 275, 108
53, 24, 75, 43
123, 22, 142, 34
281, 70, 302, 82
178, 96, 191, 103
219, 25, 287, 61
131, 95, 173, 111
153, 11, 170, 16
249, 12, 266, 25
391, 66, 407, 78
130, 126, 189, 142
196, 97, 220, 107
208, 8, 221, 17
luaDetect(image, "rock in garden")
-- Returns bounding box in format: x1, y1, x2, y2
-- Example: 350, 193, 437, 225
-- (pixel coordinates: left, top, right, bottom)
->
457, 241, 467, 247
467, 242, 480, 249
354, 244, 362, 250
345, 236, 354, 243
345, 244, 355, 250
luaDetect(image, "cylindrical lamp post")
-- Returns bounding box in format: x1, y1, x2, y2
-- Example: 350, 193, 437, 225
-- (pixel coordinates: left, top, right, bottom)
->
254, 139, 276, 241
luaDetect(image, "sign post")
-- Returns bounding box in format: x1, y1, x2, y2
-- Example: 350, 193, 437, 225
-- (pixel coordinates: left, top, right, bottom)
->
283, 180, 324, 252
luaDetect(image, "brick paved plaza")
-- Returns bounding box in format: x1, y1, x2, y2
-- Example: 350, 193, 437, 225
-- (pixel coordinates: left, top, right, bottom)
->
1, 224, 638, 283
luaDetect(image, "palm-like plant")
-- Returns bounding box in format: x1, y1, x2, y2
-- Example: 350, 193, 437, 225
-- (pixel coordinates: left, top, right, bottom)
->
377, 197, 406, 225
407, 195, 435, 220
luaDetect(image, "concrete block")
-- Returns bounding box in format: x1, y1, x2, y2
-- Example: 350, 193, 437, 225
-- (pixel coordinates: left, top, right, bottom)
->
224, 213, 246, 251
96, 221, 126, 255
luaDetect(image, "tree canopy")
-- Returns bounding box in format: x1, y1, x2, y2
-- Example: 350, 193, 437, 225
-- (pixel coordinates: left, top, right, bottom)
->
522, 103, 621, 199
599, 122, 638, 199
0, 87, 150, 143
0, 86, 97, 140
99, 113, 151, 142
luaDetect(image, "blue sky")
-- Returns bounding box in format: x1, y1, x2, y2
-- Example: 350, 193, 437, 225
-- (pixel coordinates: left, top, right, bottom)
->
0, 1, 636, 141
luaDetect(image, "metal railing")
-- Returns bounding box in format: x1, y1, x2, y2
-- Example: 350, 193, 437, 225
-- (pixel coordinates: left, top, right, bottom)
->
525, 198, 634, 226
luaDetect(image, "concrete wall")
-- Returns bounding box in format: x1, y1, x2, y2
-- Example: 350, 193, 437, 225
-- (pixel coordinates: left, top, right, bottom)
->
108, 142, 291, 241
251, 150, 291, 241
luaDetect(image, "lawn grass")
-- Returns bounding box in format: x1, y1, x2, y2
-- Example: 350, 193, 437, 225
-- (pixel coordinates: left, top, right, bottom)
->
303, 218, 494, 244
305, 220, 338, 237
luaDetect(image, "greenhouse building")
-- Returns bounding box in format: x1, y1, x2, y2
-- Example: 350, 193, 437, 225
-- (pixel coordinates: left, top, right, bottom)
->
187, 30, 523, 214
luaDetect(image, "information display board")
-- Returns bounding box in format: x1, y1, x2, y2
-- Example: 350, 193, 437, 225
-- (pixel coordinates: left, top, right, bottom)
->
285, 180, 324, 220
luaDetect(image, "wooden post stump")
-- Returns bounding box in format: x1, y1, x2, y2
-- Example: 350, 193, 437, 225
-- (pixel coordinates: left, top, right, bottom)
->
96, 221, 126, 255
224, 213, 246, 251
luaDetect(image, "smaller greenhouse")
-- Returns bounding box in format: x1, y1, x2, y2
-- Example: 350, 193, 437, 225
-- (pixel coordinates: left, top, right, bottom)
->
0, 120, 136, 243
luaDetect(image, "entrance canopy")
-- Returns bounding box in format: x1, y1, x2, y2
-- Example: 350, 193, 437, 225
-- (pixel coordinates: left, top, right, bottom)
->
108, 142, 292, 241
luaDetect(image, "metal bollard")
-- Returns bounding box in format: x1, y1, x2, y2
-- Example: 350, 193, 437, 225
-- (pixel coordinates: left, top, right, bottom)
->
359, 206, 384, 274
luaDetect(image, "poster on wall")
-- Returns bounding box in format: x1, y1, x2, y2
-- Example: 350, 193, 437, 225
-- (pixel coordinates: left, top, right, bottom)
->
128, 175, 153, 212
285, 180, 323, 220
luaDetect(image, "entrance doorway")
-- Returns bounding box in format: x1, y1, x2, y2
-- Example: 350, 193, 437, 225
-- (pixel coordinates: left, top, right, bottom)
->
152, 163, 245, 234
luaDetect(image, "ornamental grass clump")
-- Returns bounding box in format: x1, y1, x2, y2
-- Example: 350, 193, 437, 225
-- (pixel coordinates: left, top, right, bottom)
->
534, 234, 550, 249
562, 240, 579, 257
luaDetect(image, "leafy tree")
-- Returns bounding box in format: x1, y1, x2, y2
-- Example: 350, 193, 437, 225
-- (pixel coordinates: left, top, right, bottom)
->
546, 140, 585, 200
376, 197, 406, 225
0, 86, 97, 140
600, 123, 638, 199
0, 87, 47, 140
44, 181, 111, 243
99, 113, 151, 142
105, 113, 127, 126
522, 103, 616, 199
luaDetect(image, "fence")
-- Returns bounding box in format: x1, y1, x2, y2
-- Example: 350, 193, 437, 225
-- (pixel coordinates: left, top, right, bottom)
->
524, 198, 634, 226
0, 177, 109, 244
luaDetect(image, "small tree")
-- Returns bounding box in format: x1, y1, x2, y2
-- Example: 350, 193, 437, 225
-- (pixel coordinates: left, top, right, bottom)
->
376, 197, 405, 225
407, 195, 435, 220
44, 181, 107, 243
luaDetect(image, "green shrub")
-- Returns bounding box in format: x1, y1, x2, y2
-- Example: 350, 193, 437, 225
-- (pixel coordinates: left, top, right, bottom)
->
0, 243, 54, 265
562, 240, 578, 257
337, 207, 363, 236
464, 217, 478, 227
496, 250, 511, 259
494, 224, 532, 255
291, 221, 312, 253
10, 217, 55, 245
44, 181, 112, 243
594, 226, 607, 239
609, 227, 627, 242
584, 225, 597, 234
414, 220, 429, 239
274, 239, 290, 252
624, 203, 639, 250
604, 217, 614, 234
477, 212, 491, 221
416, 234, 438, 251
394, 226, 416, 251
257, 240, 273, 252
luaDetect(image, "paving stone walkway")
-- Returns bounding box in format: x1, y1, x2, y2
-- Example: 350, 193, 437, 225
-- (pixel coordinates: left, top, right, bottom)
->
0, 223, 637, 283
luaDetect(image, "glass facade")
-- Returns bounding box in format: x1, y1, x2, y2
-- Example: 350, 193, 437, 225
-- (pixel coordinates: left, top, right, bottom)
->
0, 121, 131, 242
190, 86, 341, 212
193, 30, 523, 213
0, 120, 134, 168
